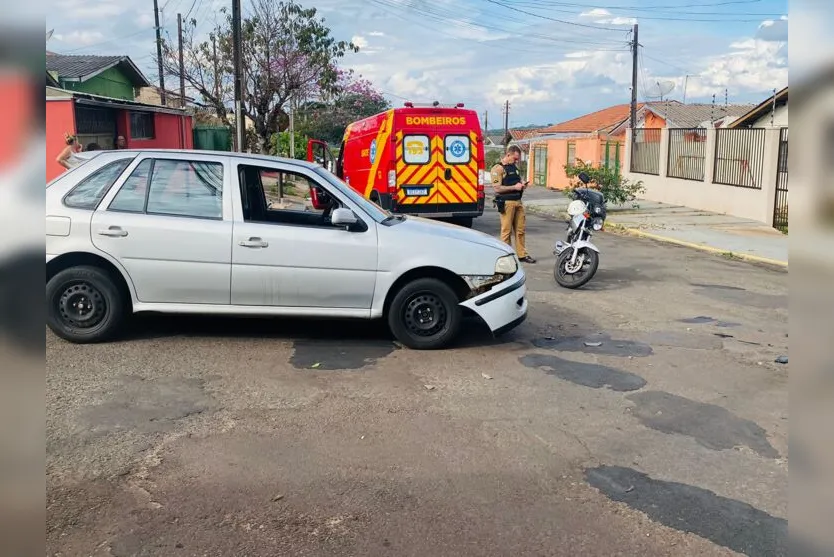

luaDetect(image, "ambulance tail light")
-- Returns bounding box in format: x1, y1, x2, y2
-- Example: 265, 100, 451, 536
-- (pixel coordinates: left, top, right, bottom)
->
477, 169, 485, 199
388, 169, 397, 193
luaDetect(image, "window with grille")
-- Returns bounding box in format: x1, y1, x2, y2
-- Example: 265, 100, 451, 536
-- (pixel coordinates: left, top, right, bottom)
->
130, 112, 156, 140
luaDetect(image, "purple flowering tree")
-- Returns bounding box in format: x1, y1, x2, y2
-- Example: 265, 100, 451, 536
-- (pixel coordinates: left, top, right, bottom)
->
161, 0, 357, 153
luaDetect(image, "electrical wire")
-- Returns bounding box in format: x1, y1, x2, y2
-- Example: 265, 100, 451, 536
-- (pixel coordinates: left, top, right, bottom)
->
369, 0, 630, 49
60, 28, 156, 53
482, 0, 632, 32
510, 0, 768, 10
641, 52, 692, 75
505, 0, 783, 22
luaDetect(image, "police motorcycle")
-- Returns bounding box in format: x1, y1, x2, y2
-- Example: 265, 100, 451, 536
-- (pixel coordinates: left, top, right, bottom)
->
553, 172, 606, 289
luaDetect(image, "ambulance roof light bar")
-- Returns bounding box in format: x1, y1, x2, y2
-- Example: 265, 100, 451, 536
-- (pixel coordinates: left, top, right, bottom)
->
402, 101, 466, 108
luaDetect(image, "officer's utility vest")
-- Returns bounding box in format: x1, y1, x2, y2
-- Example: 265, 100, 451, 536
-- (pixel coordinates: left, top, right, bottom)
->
496, 162, 522, 201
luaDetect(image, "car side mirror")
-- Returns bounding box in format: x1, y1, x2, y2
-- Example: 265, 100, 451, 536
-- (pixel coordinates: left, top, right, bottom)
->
331, 207, 358, 229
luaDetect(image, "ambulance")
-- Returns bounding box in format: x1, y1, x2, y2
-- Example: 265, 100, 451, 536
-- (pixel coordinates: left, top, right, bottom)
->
308, 102, 486, 227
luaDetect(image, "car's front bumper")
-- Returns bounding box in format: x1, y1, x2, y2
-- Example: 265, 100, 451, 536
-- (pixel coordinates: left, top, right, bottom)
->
459, 268, 528, 334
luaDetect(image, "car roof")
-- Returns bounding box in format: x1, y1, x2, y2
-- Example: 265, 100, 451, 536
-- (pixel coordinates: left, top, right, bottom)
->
76, 149, 319, 169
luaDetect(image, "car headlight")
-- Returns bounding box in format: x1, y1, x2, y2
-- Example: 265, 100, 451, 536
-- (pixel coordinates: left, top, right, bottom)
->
592, 217, 604, 231
495, 254, 518, 275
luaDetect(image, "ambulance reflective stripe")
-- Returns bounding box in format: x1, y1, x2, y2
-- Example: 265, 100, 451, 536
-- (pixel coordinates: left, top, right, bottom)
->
364, 110, 395, 198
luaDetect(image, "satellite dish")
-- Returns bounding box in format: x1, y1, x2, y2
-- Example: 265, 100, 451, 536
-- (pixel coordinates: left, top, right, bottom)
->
645, 80, 675, 101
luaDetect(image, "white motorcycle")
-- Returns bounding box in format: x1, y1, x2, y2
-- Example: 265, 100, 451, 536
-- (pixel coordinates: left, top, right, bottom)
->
552, 173, 606, 289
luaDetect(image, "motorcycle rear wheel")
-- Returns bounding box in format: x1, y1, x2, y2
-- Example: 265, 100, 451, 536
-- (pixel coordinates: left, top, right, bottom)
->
554, 248, 599, 289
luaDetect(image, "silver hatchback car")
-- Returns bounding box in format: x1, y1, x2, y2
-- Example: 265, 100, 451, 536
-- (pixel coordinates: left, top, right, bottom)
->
46, 150, 527, 349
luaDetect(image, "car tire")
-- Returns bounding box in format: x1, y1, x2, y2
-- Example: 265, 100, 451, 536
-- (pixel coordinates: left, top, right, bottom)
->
46, 265, 126, 343
388, 278, 462, 350
452, 217, 474, 228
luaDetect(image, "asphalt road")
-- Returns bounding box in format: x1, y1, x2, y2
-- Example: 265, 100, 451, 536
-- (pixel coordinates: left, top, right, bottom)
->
46, 205, 788, 557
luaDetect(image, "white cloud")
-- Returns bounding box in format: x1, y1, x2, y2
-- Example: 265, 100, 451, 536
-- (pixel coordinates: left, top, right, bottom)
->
55, 0, 128, 20
351, 35, 369, 49
368, 31, 385, 37
53, 30, 106, 46
656, 39, 787, 100
579, 7, 636, 26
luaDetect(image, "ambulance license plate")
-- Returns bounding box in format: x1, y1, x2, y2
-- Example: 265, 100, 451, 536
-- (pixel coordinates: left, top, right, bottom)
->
404, 187, 429, 197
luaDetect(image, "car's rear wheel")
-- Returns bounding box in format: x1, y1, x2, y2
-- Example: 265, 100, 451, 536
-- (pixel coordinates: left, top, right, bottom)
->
388, 278, 462, 350
452, 217, 474, 228
46, 266, 125, 343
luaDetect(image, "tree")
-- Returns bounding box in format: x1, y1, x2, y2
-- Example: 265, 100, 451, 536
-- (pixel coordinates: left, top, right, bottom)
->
297, 73, 390, 145
161, 0, 357, 153
564, 160, 645, 206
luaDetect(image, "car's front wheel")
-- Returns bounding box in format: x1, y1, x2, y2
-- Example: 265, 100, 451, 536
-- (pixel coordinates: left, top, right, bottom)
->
388, 278, 462, 350
46, 266, 126, 343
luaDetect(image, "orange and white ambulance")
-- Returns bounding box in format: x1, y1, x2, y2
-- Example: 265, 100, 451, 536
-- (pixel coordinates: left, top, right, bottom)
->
308, 103, 486, 227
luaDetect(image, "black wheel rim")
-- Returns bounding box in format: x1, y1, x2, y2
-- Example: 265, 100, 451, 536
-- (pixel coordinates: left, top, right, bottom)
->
56, 280, 107, 330
403, 291, 448, 338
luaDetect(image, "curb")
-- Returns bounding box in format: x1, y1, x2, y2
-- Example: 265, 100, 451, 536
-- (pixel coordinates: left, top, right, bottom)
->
605, 222, 789, 269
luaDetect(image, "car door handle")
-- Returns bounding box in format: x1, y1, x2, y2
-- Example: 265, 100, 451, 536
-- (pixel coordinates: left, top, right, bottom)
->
444, 168, 452, 180
97, 226, 128, 237
239, 237, 268, 248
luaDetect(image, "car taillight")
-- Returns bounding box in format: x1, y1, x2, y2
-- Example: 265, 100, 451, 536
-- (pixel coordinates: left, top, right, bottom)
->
477, 169, 485, 198
388, 169, 397, 193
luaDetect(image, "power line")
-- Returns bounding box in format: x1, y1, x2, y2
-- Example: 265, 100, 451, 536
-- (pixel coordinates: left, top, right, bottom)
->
59, 28, 155, 53
368, 0, 630, 53
369, 0, 630, 49
507, 0, 783, 21
641, 52, 692, 75
510, 0, 769, 10
482, 0, 632, 32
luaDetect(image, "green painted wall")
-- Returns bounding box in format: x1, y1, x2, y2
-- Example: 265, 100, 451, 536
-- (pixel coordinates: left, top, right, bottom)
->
60, 66, 136, 100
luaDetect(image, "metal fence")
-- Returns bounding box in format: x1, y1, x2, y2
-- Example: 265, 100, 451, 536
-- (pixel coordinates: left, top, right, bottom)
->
630, 128, 662, 175
773, 127, 788, 232
713, 128, 767, 189
667, 128, 707, 181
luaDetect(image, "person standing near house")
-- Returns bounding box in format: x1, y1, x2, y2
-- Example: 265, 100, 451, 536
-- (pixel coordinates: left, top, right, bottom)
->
491, 145, 536, 263
114, 135, 127, 149
56, 133, 83, 170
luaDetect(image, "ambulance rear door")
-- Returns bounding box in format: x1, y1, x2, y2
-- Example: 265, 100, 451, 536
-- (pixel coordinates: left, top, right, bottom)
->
396, 124, 438, 211
436, 128, 478, 210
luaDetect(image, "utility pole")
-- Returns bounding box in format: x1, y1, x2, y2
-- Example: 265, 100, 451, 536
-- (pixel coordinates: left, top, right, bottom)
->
232, 0, 244, 152
289, 98, 295, 159
503, 100, 510, 146
177, 14, 185, 106
153, 0, 166, 106
629, 23, 639, 132
211, 33, 219, 99
484, 110, 488, 134
177, 13, 186, 148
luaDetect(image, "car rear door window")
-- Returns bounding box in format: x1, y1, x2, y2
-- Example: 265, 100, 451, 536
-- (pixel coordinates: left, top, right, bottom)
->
109, 159, 152, 213
109, 158, 224, 219
403, 135, 430, 165
63, 158, 134, 210
146, 160, 223, 219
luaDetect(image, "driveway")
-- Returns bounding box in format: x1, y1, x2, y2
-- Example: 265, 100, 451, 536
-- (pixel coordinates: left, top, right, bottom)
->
47, 206, 788, 556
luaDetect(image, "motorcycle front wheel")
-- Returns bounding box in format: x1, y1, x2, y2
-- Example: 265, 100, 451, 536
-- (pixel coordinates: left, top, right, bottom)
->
554, 247, 599, 289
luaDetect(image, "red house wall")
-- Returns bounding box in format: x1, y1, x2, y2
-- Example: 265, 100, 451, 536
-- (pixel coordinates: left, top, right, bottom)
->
46, 99, 77, 183
127, 113, 193, 150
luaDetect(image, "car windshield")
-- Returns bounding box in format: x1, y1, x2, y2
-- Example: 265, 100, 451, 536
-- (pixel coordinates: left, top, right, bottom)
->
311, 166, 392, 223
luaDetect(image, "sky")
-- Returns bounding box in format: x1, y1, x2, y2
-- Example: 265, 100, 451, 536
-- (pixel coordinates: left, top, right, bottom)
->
46, 0, 788, 127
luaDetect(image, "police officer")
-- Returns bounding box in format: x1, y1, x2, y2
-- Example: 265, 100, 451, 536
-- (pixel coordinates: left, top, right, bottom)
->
491, 145, 536, 263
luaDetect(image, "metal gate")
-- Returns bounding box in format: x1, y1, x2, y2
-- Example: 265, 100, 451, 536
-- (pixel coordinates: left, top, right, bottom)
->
533, 145, 547, 187
773, 127, 788, 233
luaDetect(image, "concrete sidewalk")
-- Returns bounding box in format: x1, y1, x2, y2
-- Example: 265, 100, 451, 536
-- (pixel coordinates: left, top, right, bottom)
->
523, 189, 788, 267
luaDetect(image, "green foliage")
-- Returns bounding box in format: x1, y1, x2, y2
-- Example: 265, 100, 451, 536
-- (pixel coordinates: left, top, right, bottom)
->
298, 86, 391, 145
485, 150, 527, 181
270, 131, 309, 160
564, 160, 645, 206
